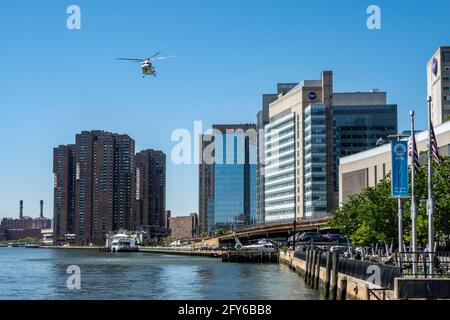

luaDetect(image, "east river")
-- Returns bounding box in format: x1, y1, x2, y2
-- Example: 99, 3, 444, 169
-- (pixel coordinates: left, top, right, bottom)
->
0, 248, 321, 300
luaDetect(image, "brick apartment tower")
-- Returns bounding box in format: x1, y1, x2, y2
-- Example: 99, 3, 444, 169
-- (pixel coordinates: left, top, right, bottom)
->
53, 145, 76, 243
134, 149, 166, 228
53, 131, 135, 245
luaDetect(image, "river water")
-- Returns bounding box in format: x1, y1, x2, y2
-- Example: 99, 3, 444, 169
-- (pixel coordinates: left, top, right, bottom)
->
0, 248, 321, 300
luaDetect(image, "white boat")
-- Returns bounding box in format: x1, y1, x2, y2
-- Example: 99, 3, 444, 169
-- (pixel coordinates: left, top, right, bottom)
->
110, 233, 138, 253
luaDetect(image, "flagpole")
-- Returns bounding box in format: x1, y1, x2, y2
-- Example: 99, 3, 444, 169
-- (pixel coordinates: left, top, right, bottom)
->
427, 96, 434, 276
410, 111, 417, 277
397, 134, 403, 266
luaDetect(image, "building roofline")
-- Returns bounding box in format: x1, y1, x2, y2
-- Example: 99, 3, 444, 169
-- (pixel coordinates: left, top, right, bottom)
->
340, 120, 450, 165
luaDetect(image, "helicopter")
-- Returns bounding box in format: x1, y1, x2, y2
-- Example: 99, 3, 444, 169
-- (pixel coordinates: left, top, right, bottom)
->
117, 52, 175, 78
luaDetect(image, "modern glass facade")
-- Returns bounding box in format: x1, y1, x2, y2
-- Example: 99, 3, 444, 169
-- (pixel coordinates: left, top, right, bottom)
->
264, 113, 296, 222
333, 104, 397, 191
304, 104, 327, 218
210, 132, 257, 234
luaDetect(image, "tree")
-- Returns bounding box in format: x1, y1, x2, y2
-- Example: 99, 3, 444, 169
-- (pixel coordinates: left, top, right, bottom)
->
215, 228, 233, 237
160, 236, 174, 247
330, 156, 450, 247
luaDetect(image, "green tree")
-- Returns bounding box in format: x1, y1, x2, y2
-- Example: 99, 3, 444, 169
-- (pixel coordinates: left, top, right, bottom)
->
330, 157, 450, 247
215, 228, 233, 237
160, 236, 174, 247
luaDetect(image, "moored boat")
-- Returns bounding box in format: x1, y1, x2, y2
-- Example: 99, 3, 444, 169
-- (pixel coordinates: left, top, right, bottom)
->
109, 233, 138, 253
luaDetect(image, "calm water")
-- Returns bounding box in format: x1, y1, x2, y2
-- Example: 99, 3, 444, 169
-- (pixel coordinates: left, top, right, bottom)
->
0, 248, 320, 300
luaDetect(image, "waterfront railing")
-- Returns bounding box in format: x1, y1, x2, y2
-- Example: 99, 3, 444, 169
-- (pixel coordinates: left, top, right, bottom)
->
396, 251, 450, 278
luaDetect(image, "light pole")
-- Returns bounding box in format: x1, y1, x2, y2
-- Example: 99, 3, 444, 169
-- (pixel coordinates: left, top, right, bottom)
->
388, 134, 409, 260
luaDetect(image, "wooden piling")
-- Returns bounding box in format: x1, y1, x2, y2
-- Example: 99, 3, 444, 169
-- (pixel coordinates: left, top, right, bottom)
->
324, 251, 331, 298
330, 252, 339, 300
309, 250, 316, 286
311, 250, 317, 285
305, 249, 311, 282
314, 251, 321, 290
338, 278, 347, 300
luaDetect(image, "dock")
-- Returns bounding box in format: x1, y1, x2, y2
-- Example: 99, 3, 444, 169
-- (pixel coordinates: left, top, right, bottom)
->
222, 250, 279, 263
138, 247, 223, 257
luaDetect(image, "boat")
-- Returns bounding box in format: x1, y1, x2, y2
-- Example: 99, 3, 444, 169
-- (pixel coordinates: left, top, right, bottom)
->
109, 233, 138, 253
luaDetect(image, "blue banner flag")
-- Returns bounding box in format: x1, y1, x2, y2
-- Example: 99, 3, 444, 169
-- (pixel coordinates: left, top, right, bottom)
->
391, 140, 410, 198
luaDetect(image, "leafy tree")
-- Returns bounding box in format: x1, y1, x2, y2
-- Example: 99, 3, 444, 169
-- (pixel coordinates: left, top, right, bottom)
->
215, 228, 233, 237
160, 236, 174, 247
330, 157, 450, 247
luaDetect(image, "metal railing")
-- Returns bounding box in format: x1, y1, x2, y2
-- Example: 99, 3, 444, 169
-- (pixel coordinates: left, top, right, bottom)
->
396, 251, 450, 278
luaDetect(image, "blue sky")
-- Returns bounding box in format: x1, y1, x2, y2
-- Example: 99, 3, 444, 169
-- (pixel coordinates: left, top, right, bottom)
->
1, 0, 449, 219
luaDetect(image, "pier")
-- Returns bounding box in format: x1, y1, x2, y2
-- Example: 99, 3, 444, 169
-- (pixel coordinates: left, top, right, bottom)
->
138, 247, 223, 257
139, 247, 279, 263
222, 250, 279, 263
279, 249, 450, 300
279, 249, 399, 300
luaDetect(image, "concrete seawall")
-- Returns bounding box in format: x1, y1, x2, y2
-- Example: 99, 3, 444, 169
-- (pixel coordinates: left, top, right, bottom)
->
279, 250, 396, 300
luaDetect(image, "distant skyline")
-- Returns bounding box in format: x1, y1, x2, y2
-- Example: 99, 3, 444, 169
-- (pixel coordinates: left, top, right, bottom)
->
1, 0, 450, 219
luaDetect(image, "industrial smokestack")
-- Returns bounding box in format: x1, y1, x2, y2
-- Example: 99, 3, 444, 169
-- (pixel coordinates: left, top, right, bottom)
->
40, 200, 44, 219
19, 200, 23, 219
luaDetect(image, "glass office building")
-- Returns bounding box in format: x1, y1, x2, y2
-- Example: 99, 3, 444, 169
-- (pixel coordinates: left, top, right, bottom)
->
304, 104, 327, 218
333, 101, 397, 191
210, 131, 257, 234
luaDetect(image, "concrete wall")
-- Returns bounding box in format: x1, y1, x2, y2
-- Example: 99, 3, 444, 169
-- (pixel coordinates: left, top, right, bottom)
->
279, 251, 395, 300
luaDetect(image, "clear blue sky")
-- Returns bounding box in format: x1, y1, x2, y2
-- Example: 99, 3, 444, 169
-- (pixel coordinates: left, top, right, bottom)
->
1, 0, 449, 219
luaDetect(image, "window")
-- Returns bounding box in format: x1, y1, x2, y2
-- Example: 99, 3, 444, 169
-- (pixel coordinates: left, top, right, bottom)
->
444, 52, 450, 63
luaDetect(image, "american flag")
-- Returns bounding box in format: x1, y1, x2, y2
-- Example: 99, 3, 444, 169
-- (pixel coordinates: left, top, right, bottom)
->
409, 135, 420, 173
430, 122, 441, 165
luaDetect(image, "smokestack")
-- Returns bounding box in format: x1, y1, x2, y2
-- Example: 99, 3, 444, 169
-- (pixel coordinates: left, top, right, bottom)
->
40, 200, 44, 219
19, 200, 23, 219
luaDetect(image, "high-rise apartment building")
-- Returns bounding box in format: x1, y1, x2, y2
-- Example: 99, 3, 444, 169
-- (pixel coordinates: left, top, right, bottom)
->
199, 124, 257, 235
54, 130, 135, 245
53, 144, 76, 243
135, 149, 166, 228
427, 46, 450, 126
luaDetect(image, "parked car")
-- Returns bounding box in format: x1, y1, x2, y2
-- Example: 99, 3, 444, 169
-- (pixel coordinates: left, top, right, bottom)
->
324, 233, 349, 244
297, 232, 326, 243
329, 245, 349, 254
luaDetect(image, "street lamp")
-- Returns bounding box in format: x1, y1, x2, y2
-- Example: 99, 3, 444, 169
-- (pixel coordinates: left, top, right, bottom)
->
387, 134, 410, 260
